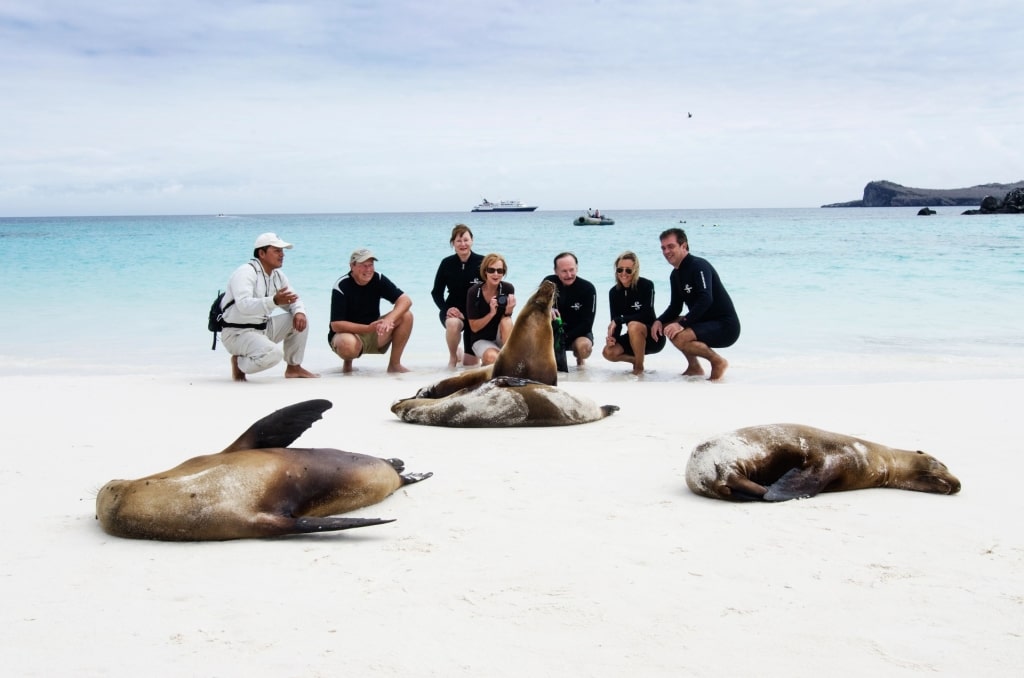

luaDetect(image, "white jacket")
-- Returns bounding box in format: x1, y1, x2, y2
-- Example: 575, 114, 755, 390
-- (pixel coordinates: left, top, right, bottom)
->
222, 259, 305, 325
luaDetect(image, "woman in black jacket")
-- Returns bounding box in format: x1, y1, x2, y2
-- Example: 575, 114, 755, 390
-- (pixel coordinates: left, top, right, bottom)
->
602, 251, 665, 375
431, 224, 485, 367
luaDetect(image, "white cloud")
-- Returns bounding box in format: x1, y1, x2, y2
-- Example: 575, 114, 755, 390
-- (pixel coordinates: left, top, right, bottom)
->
1, 1, 1022, 215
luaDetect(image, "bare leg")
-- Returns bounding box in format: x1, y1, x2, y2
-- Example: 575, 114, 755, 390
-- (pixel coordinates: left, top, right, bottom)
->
671, 331, 727, 381
444, 317, 463, 368
626, 322, 648, 375
331, 334, 362, 374
602, 336, 640, 374
230, 355, 246, 382
572, 336, 593, 367
387, 312, 414, 373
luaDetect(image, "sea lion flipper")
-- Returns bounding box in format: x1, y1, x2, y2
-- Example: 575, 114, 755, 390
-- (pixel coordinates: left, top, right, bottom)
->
492, 376, 532, 387
287, 516, 395, 534
400, 471, 433, 485
763, 467, 830, 502
222, 399, 333, 452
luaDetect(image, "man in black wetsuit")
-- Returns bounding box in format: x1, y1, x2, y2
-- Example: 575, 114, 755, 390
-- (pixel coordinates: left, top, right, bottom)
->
544, 252, 597, 369
651, 228, 740, 381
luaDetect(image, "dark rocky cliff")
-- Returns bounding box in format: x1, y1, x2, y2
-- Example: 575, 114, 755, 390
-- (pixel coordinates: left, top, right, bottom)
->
822, 180, 1024, 208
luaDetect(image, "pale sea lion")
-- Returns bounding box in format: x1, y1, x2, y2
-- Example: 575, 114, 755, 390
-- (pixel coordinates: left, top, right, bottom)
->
686, 423, 961, 502
392, 376, 619, 427
96, 399, 431, 540
413, 279, 560, 399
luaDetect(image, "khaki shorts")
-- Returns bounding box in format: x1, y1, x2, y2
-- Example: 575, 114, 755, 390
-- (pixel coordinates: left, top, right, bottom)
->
331, 329, 391, 356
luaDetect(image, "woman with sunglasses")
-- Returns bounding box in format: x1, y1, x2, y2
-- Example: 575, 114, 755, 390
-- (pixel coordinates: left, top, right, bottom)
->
602, 251, 665, 375
466, 253, 517, 366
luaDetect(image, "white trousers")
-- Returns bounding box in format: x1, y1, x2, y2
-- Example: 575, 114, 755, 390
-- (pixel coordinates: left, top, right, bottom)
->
221, 314, 308, 375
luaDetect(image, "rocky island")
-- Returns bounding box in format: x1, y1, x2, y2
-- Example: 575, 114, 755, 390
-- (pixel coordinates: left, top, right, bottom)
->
823, 180, 1024, 209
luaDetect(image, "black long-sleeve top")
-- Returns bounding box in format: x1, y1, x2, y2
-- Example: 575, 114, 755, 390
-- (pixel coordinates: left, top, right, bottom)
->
657, 254, 738, 326
609, 277, 657, 334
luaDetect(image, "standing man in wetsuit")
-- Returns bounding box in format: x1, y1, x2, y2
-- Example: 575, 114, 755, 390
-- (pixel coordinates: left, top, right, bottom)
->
544, 252, 597, 368
651, 228, 740, 381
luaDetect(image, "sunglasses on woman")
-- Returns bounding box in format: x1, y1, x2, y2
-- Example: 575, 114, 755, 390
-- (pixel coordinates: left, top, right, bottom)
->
616, 267, 634, 274
485, 267, 505, 274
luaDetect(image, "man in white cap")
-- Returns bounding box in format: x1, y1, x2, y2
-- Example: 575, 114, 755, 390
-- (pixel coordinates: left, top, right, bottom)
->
328, 248, 413, 373
219, 232, 319, 381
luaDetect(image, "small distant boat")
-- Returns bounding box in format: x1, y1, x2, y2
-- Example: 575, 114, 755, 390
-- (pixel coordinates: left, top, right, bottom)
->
472, 198, 538, 212
574, 210, 614, 226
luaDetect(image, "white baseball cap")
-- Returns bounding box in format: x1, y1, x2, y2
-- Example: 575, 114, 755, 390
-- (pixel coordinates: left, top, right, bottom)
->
254, 232, 293, 249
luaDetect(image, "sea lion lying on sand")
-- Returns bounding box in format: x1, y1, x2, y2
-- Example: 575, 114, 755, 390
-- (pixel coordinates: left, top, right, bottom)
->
686, 423, 961, 502
392, 376, 619, 427
96, 399, 431, 540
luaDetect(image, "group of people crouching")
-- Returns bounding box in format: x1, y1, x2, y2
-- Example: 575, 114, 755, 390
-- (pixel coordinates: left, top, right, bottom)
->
217, 225, 740, 382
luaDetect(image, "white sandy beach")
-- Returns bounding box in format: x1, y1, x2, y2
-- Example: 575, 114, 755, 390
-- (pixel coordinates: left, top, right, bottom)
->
1, 366, 1021, 677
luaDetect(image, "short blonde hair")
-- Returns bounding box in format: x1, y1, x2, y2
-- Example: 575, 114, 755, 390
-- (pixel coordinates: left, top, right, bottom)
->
614, 251, 639, 289
480, 253, 508, 278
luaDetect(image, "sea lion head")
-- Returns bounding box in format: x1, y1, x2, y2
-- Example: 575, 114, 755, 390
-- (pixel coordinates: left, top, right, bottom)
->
894, 450, 961, 494
530, 279, 557, 312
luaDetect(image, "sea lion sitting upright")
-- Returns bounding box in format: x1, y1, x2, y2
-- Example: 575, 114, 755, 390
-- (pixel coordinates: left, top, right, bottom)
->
685, 423, 960, 502
392, 376, 619, 427
96, 399, 431, 541
412, 279, 560, 399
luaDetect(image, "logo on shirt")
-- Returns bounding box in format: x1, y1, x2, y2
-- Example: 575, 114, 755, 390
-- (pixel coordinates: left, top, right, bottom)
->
630, 301, 642, 311
570, 302, 582, 311
684, 284, 693, 294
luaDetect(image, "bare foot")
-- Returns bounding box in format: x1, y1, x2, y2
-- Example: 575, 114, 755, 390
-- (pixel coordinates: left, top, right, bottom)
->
387, 364, 411, 374
285, 364, 320, 379
342, 359, 354, 374
631, 367, 645, 376
231, 355, 246, 382
682, 365, 706, 377
708, 356, 729, 381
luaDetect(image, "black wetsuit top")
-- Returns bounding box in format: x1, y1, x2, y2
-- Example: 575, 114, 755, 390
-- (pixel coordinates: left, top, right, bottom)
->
431, 252, 484, 325
609, 277, 666, 356
609, 277, 658, 331
657, 254, 740, 348
543, 274, 597, 342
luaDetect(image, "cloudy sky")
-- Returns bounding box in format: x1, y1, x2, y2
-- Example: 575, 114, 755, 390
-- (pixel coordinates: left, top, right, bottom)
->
2, 1, 1021, 216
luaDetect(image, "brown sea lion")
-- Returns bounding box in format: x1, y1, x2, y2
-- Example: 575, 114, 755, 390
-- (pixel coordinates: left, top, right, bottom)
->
392, 376, 619, 427
686, 423, 961, 502
96, 399, 431, 540
413, 279, 560, 399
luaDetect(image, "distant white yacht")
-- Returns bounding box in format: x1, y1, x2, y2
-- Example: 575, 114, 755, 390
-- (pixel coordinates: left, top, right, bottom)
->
471, 198, 538, 212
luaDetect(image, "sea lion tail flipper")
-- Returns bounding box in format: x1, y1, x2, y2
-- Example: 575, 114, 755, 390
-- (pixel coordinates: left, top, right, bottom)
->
600, 405, 620, 417
222, 399, 333, 452
763, 467, 830, 502
288, 516, 396, 534
400, 471, 433, 485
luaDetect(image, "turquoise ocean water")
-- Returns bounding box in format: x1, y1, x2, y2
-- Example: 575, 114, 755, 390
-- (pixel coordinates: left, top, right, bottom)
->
4, 208, 1023, 384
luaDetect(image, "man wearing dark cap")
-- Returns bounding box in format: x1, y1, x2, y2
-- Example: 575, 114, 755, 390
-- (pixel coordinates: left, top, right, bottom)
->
220, 232, 319, 381
328, 248, 414, 373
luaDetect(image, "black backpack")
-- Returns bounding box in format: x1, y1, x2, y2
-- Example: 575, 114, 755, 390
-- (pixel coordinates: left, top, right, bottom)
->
208, 292, 236, 350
